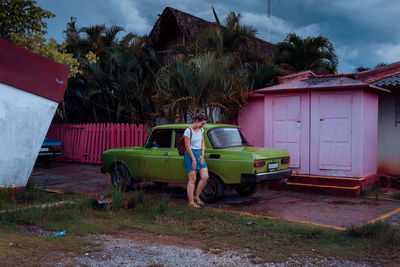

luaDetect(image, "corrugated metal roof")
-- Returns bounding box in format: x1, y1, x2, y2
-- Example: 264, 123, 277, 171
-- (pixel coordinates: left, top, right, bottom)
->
253, 76, 390, 94
371, 73, 400, 87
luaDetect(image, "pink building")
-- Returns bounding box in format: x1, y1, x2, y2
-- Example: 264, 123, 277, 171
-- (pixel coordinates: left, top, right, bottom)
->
239, 71, 389, 195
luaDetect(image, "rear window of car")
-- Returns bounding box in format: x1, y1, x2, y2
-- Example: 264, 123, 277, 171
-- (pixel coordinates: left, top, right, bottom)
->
174, 130, 184, 148
207, 127, 251, 149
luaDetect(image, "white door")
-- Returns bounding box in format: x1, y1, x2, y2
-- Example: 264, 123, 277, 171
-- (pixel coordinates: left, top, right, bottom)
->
272, 96, 301, 168
317, 94, 352, 171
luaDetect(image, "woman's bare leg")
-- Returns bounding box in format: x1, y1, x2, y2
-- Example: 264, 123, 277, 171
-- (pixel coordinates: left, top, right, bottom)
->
187, 171, 197, 204
194, 168, 209, 200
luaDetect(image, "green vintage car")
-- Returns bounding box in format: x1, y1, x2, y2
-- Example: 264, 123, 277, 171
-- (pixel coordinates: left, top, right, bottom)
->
101, 124, 291, 202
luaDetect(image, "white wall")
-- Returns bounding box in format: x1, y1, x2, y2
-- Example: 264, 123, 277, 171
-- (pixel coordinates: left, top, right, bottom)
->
0, 83, 58, 187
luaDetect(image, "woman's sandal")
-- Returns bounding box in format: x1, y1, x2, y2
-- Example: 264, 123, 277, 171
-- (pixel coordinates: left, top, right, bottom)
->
188, 202, 201, 209
194, 198, 204, 206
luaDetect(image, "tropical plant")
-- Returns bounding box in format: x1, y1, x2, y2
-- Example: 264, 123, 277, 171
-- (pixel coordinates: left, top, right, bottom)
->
154, 52, 248, 123
354, 62, 387, 73
247, 62, 288, 90
192, 8, 259, 63
275, 33, 338, 74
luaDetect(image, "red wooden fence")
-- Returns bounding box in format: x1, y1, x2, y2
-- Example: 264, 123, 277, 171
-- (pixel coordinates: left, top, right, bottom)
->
47, 123, 148, 164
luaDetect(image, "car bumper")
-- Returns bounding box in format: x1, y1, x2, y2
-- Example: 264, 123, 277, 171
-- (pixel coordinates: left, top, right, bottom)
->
241, 169, 292, 183
38, 152, 62, 158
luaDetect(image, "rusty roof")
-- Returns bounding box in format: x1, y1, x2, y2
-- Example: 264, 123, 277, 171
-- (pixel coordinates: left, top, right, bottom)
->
354, 62, 400, 83
253, 76, 389, 94
145, 7, 276, 60
371, 73, 400, 87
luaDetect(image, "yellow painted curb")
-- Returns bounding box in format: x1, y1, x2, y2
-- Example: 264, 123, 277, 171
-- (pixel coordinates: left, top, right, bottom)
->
291, 174, 365, 181
42, 189, 65, 194
363, 196, 400, 202
363, 207, 400, 225
288, 182, 360, 190
210, 208, 346, 231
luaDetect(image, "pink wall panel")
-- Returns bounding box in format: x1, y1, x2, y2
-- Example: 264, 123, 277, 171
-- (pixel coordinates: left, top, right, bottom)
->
238, 98, 265, 147
362, 91, 378, 176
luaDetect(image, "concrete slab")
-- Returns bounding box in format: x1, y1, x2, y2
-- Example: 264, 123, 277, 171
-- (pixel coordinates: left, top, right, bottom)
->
29, 162, 400, 229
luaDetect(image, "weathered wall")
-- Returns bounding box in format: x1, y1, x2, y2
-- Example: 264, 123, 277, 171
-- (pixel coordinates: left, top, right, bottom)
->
361, 91, 378, 177
0, 83, 58, 187
378, 94, 400, 176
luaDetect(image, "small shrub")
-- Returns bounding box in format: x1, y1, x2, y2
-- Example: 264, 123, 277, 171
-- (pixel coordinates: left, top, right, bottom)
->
16, 181, 43, 204
154, 195, 170, 214
362, 187, 382, 196
0, 187, 13, 208
347, 221, 400, 248
391, 193, 400, 200
108, 186, 125, 211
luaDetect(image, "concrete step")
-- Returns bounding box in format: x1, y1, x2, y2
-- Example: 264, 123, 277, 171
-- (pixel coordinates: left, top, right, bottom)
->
267, 174, 380, 197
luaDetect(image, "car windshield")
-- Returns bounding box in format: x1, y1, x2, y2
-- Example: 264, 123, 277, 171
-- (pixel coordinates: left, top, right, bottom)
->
207, 127, 252, 149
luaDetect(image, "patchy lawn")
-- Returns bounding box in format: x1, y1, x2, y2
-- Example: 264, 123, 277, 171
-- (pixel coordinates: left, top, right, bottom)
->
0, 188, 399, 265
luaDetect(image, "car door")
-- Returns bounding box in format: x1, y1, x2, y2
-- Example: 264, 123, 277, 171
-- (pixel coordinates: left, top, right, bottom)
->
141, 129, 173, 182
168, 129, 189, 183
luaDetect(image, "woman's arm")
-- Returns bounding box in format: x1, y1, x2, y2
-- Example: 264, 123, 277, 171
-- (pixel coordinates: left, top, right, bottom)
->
200, 134, 205, 164
185, 136, 196, 170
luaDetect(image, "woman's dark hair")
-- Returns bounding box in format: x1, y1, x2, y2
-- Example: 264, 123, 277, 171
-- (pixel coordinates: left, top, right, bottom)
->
194, 111, 207, 122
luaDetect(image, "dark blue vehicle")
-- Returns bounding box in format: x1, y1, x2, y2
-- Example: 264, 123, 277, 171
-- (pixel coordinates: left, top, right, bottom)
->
37, 138, 62, 161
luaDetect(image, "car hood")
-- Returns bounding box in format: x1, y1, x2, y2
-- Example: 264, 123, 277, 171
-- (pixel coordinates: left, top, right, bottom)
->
220, 146, 290, 160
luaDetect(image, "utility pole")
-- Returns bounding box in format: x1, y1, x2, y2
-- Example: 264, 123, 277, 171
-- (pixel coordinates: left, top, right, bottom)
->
267, 0, 271, 42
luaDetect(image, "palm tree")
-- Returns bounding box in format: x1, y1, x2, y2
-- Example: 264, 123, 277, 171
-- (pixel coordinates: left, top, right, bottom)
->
275, 33, 338, 74
248, 62, 288, 90
192, 8, 259, 63
154, 52, 248, 123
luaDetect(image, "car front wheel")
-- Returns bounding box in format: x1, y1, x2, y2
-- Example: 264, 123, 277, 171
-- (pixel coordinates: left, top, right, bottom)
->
200, 173, 224, 203
111, 164, 134, 191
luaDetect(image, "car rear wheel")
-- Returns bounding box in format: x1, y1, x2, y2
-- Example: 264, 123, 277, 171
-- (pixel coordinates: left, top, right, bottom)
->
235, 184, 258, 196
111, 164, 134, 191
200, 173, 224, 203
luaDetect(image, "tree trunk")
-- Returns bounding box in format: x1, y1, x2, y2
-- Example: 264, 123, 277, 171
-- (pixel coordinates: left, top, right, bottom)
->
92, 106, 98, 123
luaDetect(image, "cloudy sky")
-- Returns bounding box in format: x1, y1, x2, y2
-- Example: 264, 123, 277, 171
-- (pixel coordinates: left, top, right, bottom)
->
37, 0, 400, 73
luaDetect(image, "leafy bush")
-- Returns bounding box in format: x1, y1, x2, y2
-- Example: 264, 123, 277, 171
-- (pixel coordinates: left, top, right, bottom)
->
347, 222, 400, 248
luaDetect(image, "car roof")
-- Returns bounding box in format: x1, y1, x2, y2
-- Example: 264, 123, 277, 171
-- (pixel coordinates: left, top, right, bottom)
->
152, 123, 240, 131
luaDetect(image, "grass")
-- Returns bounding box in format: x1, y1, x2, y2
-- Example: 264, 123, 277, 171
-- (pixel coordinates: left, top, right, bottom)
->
361, 187, 383, 196
392, 193, 400, 200
0, 189, 399, 265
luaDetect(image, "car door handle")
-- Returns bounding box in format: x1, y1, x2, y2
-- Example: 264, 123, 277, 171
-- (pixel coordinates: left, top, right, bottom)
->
163, 152, 169, 156
209, 154, 220, 159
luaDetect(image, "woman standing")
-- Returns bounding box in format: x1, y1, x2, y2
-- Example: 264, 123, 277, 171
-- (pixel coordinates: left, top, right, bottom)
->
184, 112, 209, 208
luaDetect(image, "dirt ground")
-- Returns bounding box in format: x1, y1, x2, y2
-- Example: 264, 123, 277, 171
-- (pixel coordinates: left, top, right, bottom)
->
29, 162, 400, 229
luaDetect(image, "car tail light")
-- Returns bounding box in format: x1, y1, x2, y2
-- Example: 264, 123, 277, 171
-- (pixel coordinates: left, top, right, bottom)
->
281, 158, 290, 164
50, 145, 61, 150
254, 161, 265, 167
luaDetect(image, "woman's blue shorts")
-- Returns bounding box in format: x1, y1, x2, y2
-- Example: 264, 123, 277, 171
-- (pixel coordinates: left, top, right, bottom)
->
184, 149, 207, 172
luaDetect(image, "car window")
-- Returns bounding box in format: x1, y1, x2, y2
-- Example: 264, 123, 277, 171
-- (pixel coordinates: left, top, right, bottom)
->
147, 130, 172, 148
174, 130, 184, 148
207, 127, 251, 149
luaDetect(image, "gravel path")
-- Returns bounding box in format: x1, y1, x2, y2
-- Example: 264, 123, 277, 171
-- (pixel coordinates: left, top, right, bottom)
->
56, 234, 372, 267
